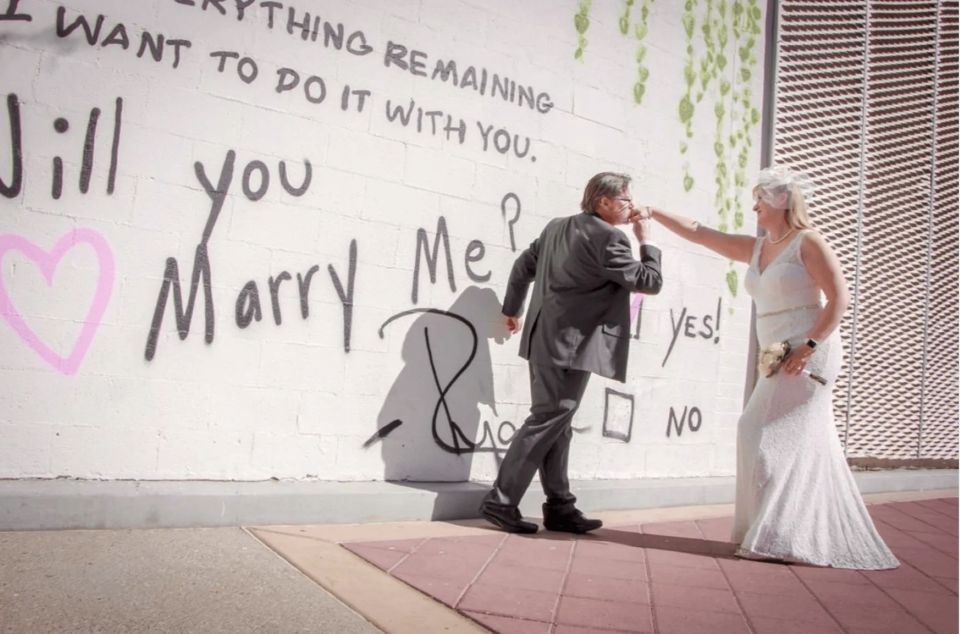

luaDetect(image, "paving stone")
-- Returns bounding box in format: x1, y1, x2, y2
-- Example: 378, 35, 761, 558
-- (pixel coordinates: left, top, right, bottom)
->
343, 542, 409, 571
562, 572, 651, 604
555, 595, 654, 632
477, 561, 566, 594
647, 560, 730, 590
458, 583, 557, 622
570, 553, 648, 580
882, 587, 960, 634
653, 605, 751, 634
390, 570, 469, 608
649, 581, 741, 614
462, 611, 551, 634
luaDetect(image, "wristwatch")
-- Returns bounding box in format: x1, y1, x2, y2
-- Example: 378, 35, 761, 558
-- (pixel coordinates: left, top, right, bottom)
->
806, 338, 819, 350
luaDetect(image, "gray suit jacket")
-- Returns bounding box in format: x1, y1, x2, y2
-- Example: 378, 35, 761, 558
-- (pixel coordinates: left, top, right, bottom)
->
502, 212, 662, 382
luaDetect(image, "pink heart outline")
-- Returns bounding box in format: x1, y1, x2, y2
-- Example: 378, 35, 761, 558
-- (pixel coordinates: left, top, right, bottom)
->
0, 229, 115, 375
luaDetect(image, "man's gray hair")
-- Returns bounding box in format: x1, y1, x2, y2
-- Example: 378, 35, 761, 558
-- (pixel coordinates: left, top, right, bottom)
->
581, 172, 631, 213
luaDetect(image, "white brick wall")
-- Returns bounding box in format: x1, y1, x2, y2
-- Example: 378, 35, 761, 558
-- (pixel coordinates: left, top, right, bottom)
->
0, 0, 765, 481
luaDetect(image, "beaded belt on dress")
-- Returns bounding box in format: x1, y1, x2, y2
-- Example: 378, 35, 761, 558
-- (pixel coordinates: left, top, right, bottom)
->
757, 303, 820, 319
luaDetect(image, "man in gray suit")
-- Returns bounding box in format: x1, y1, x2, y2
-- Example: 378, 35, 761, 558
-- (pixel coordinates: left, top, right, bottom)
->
480, 172, 662, 534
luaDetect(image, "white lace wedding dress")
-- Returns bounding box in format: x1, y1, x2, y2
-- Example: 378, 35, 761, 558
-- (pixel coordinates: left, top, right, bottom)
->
733, 230, 899, 569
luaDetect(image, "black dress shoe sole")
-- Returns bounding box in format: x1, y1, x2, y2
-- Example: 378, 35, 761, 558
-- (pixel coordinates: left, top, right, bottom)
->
480, 508, 538, 534
543, 520, 603, 534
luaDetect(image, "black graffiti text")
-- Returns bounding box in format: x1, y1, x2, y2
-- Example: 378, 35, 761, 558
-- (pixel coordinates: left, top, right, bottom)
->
476, 121, 534, 161
56, 7, 192, 69
144, 150, 314, 360
235, 239, 357, 353
666, 405, 702, 438
176, 2, 374, 54
382, 41, 553, 115
0, 0, 31, 22
411, 216, 491, 304
144, 150, 233, 361
0, 93, 123, 200
376, 308, 515, 456
385, 99, 467, 144
662, 297, 723, 367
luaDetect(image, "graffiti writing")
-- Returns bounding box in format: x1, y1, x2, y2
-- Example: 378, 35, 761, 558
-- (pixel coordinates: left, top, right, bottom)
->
55, 7, 192, 69
0, 0, 31, 22
376, 307, 515, 456
143, 150, 320, 360
0, 229, 115, 375
233, 238, 355, 350
411, 216, 492, 304
662, 297, 722, 366
385, 99, 467, 144
666, 405, 702, 437
0, 94, 22, 199
0, 93, 122, 200
602, 388, 635, 443
501, 193, 521, 252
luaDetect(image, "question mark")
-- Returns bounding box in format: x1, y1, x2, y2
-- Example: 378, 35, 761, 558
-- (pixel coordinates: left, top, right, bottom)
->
501, 192, 521, 252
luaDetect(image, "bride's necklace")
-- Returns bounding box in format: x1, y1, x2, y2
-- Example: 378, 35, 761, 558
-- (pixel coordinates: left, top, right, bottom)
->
766, 228, 795, 244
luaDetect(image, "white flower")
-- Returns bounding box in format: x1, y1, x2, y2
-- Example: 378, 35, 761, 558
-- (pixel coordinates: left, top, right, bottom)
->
758, 341, 791, 377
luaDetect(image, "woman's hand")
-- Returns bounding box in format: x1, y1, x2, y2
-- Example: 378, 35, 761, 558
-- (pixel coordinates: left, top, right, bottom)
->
783, 343, 814, 375
504, 314, 523, 334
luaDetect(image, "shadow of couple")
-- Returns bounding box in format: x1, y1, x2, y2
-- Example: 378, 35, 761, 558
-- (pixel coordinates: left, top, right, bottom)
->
585, 528, 740, 559
368, 285, 516, 484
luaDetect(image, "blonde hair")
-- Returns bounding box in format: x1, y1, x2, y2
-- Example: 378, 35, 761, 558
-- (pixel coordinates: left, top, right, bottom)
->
755, 166, 815, 229
785, 183, 814, 230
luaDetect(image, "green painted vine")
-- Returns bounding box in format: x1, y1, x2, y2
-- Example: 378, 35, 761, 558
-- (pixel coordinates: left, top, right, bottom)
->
574, 0, 593, 60
573, 0, 763, 300
631, 0, 653, 104
721, 0, 761, 298
619, 0, 634, 34
679, 0, 697, 193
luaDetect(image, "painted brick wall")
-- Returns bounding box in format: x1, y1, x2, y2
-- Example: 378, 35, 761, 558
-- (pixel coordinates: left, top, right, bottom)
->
0, 0, 765, 481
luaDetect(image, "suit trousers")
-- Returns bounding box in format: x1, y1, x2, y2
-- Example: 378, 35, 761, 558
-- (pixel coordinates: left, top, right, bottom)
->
488, 361, 591, 509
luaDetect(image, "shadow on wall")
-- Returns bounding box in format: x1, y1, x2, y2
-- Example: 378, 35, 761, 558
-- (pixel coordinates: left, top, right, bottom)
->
369, 285, 515, 485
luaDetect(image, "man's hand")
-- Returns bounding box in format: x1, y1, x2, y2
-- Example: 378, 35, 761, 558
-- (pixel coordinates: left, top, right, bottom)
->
630, 206, 653, 243
504, 314, 523, 334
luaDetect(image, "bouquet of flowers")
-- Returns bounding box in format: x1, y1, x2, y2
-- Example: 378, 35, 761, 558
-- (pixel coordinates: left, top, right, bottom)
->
758, 341, 827, 385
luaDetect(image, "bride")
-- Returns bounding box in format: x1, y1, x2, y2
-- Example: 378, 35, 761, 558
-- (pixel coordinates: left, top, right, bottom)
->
645, 166, 898, 569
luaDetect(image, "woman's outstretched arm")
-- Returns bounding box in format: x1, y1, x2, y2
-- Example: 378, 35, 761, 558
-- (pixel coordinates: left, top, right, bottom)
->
649, 207, 755, 264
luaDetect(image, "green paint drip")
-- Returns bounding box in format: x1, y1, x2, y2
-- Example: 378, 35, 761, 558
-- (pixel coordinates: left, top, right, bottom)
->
619, 0, 634, 35
574, 0, 593, 60
677, 0, 697, 190
679, 95, 694, 123
726, 269, 738, 297
632, 0, 654, 104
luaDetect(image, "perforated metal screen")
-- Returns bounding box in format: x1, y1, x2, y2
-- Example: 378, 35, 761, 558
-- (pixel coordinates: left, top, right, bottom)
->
772, 0, 958, 460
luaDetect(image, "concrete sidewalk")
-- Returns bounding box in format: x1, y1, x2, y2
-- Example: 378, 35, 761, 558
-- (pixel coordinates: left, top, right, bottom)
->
1, 489, 956, 633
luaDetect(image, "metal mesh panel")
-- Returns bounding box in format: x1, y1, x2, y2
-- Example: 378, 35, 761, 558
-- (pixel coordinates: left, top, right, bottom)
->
847, 2, 938, 458
773, 2, 867, 441
921, 0, 959, 459
773, 1, 958, 460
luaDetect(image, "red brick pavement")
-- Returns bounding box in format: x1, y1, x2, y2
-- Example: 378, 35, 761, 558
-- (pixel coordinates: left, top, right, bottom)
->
342, 498, 958, 634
